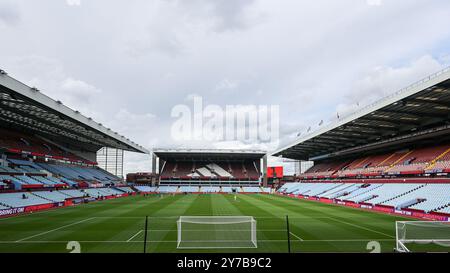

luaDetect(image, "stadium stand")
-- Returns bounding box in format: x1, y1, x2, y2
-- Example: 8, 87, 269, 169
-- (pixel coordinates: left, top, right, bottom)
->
160, 160, 260, 181
278, 182, 450, 217
273, 68, 450, 219
153, 149, 266, 189
300, 144, 450, 179
0, 73, 149, 217
0, 128, 84, 162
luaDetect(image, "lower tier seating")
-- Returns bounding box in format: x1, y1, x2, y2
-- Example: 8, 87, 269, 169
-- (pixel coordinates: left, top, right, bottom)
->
0, 187, 135, 209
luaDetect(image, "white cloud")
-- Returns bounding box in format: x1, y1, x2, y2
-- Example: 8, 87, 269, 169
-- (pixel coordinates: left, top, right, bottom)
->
335, 55, 445, 119
0, 1, 20, 26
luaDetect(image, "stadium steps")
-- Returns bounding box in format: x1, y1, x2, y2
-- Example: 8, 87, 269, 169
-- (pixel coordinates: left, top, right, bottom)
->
347, 184, 383, 201
329, 184, 359, 198
344, 184, 383, 198
376, 153, 396, 167
315, 183, 344, 197
341, 183, 370, 197
58, 190, 82, 198
400, 198, 426, 209
434, 203, 450, 212
354, 157, 371, 169
204, 164, 223, 178
0, 201, 12, 208
30, 192, 54, 202
425, 147, 450, 170
358, 194, 378, 203
380, 184, 426, 205
384, 150, 414, 172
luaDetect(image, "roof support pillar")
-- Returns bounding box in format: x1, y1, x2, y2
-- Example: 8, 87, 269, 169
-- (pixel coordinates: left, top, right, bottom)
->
262, 154, 268, 187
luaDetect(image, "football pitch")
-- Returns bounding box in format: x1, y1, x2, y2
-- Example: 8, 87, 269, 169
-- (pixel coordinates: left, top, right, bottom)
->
0, 194, 440, 253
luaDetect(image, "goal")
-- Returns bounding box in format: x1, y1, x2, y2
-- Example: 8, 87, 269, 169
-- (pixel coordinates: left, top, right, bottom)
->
177, 216, 257, 249
396, 221, 450, 252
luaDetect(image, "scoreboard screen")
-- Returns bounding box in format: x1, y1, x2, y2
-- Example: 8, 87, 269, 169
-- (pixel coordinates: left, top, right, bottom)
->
267, 166, 283, 178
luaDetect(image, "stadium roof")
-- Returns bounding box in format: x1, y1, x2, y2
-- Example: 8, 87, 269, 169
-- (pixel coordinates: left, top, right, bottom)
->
0, 70, 149, 154
153, 148, 267, 161
273, 67, 450, 161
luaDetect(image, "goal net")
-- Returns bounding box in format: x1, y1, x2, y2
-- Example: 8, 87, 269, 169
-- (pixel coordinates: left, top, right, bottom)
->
396, 221, 450, 252
177, 216, 257, 249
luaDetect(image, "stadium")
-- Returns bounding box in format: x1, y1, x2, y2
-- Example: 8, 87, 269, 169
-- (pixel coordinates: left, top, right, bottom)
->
0, 64, 449, 254
2, 2, 450, 261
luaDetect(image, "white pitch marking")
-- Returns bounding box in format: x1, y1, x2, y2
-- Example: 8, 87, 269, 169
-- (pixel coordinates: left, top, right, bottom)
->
0, 239, 395, 244
325, 216, 395, 238
126, 230, 143, 242
15, 217, 96, 242
289, 231, 303, 241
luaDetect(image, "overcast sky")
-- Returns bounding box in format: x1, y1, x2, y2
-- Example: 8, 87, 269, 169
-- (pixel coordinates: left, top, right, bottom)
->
1, 0, 450, 175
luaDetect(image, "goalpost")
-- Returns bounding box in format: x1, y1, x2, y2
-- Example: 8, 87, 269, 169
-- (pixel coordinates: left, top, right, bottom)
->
177, 216, 257, 249
395, 221, 450, 252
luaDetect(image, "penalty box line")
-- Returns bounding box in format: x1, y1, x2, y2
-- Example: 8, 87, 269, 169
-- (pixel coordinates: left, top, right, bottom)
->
127, 230, 144, 242
289, 231, 303, 241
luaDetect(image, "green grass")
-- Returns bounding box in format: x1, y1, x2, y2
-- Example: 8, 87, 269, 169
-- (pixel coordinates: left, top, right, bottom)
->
0, 193, 444, 253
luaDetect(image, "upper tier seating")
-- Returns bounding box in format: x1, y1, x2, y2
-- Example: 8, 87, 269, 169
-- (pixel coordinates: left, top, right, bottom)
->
30, 176, 63, 186
15, 175, 43, 185
161, 161, 260, 181
0, 128, 84, 161
7, 159, 45, 173
38, 163, 119, 182
303, 144, 450, 178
